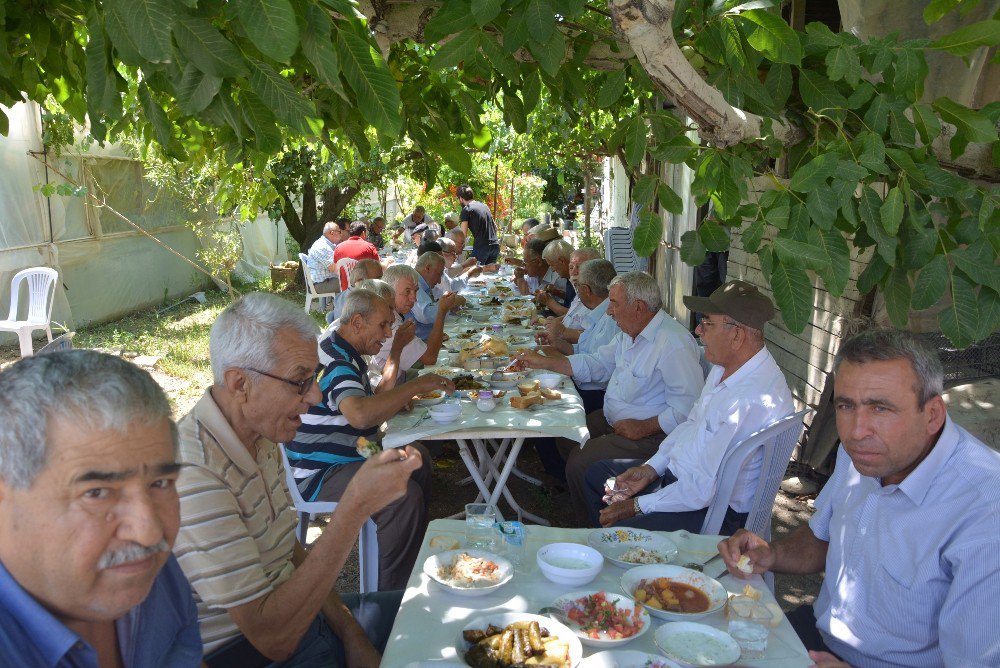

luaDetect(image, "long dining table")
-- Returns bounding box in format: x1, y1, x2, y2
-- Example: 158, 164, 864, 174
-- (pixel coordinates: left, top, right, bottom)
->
381, 519, 812, 667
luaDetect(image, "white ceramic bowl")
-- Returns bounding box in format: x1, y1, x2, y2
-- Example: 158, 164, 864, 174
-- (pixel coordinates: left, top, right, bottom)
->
619, 565, 728, 622
581, 650, 682, 668
587, 528, 679, 568
482, 371, 526, 389
457, 612, 583, 667
549, 590, 651, 648
535, 372, 564, 389
652, 622, 740, 667
412, 390, 446, 406
536, 543, 604, 586
423, 549, 513, 597
428, 402, 462, 424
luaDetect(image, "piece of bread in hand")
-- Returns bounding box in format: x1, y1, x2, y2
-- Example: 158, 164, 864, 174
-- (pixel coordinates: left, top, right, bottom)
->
736, 554, 753, 574
539, 387, 561, 400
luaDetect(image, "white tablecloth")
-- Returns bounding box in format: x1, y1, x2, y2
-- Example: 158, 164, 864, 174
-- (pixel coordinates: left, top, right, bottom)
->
381, 520, 811, 667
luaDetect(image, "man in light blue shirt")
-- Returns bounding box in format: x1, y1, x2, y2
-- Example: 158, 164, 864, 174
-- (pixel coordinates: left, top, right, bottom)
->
405, 251, 464, 340
515, 271, 704, 523
719, 329, 1000, 667
305, 220, 347, 292
0, 350, 202, 667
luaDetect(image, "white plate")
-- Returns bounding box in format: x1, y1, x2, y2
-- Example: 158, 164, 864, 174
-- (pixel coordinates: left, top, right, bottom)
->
422, 366, 466, 378
549, 590, 651, 648
457, 612, 583, 667
581, 650, 682, 668
423, 549, 513, 597
620, 565, 728, 622
652, 622, 740, 667
412, 391, 447, 406
588, 528, 679, 568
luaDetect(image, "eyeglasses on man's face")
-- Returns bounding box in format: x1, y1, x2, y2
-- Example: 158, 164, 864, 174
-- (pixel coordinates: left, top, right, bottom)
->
245, 365, 323, 396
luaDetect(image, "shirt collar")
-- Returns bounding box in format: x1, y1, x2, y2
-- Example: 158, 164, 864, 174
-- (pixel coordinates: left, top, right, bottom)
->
0, 560, 86, 667
332, 331, 368, 374
715, 347, 770, 389
893, 415, 960, 505
635, 309, 666, 344
193, 389, 265, 476
585, 299, 609, 326
417, 275, 432, 294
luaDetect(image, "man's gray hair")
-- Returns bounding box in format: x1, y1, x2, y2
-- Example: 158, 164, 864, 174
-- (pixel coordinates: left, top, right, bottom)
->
437, 237, 457, 253
323, 221, 338, 234
446, 228, 466, 241
383, 263, 420, 289
0, 350, 176, 489
415, 251, 445, 271
210, 292, 319, 385
339, 288, 388, 324
571, 247, 601, 263
349, 259, 381, 287
578, 259, 617, 298
834, 329, 944, 406
542, 239, 573, 262
356, 278, 395, 303
609, 271, 662, 311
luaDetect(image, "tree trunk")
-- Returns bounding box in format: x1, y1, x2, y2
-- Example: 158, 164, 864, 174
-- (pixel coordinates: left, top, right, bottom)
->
583, 164, 593, 241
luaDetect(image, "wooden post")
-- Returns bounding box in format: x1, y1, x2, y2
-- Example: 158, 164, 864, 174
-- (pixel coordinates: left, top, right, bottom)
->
509, 176, 516, 233
583, 163, 593, 242
493, 163, 499, 216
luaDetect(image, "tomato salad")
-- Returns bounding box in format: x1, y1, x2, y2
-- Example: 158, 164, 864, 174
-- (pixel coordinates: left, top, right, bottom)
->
563, 591, 645, 640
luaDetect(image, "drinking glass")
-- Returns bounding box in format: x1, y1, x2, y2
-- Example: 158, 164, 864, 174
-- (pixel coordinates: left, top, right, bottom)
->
465, 503, 497, 549
728, 595, 770, 659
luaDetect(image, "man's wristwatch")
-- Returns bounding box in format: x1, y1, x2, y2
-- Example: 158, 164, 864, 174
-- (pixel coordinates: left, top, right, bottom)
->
633, 498, 643, 516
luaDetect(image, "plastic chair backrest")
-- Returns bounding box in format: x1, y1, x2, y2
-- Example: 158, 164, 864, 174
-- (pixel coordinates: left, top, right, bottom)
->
298, 253, 319, 294
6, 267, 58, 324
37, 332, 75, 355
603, 227, 648, 274
700, 409, 810, 539
336, 257, 359, 291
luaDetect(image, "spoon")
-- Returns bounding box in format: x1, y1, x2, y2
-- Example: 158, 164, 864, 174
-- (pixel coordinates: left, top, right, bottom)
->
536, 606, 574, 627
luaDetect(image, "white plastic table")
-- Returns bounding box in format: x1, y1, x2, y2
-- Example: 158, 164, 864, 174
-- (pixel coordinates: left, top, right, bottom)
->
381, 520, 812, 668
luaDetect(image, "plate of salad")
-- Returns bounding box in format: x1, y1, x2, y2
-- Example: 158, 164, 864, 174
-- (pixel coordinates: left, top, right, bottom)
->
548, 590, 650, 648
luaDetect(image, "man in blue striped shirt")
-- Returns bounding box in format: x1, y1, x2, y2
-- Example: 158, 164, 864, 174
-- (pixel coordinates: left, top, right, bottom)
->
719, 329, 1000, 667
287, 289, 454, 590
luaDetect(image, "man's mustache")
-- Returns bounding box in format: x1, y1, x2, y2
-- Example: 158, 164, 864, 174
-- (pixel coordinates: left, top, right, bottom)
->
98, 539, 170, 569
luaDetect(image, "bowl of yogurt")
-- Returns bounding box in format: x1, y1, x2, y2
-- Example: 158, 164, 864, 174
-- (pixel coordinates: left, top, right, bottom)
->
653, 622, 740, 667
536, 542, 604, 586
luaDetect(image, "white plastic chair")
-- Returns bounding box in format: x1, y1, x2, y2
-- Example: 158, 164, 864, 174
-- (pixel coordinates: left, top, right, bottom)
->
279, 445, 380, 593
0, 267, 59, 357
299, 253, 338, 314
335, 257, 359, 292
37, 331, 75, 355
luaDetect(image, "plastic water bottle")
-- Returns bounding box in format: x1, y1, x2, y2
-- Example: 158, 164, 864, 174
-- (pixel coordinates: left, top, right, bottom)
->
496, 520, 526, 566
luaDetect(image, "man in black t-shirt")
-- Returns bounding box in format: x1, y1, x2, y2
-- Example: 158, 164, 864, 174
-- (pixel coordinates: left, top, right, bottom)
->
456, 184, 500, 265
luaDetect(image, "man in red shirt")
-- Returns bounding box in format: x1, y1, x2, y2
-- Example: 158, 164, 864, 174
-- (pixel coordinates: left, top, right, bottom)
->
333, 222, 380, 290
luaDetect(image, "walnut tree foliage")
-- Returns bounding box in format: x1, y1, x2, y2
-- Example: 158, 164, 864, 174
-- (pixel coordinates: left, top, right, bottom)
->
3, 0, 998, 345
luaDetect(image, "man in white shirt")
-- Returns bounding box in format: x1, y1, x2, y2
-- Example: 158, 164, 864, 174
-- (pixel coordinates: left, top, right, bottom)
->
434, 237, 481, 297
719, 329, 1000, 667
584, 280, 793, 532
393, 206, 434, 242
514, 271, 704, 523
305, 220, 347, 292
539, 248, 600, 328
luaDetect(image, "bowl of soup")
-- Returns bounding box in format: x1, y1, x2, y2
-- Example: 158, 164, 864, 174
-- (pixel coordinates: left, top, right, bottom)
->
620, 565, 727, 621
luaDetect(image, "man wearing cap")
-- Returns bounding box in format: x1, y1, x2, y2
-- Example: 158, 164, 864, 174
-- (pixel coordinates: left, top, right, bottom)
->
582, 280, 793, 533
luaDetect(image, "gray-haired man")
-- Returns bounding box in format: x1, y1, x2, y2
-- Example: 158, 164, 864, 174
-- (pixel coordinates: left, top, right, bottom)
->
0, 350, 202, 667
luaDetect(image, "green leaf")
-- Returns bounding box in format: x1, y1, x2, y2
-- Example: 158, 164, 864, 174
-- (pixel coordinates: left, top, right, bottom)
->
883, 265, 912, 328
529, 28, 565, 76
826, 45, 861, 85
711, 174, 742, 220
806, 184, 840, 230
430, 29, 480, 69
932, 97, 999, 156
924, 0, 961, 25
951, 240, 1000, 292
978, 286, 1000, 341
336, 29, 402, 136
740, 9, 802, 65
174, 14, 249, 78
880, 186, 904, 235
480, 36, 519, 81
634, 212, 662, 257
814, 228, 851, 297
863, 94, 889, 135
857, 254, 889, 295
597, 69, 627, 109
798, 70, 848, 114
891, 47, 925, 100
105, 0, 175, 64
764, 195, 790, 229
763, 63, 792, 109
773, 235, 829, 270
770, 257, 813, 332
176, 62, 222, 114
847, 81, 876, 110
742, 218, 766, 253
240, 91, 282, 152
424, 0, 476, 42
680, 229, 707, 265
301, 6, 347, 100
699, 219, 731, 252
85, 9, 120, 119
503, 10, 529, 52
911, 254, 948, 309
525, 0, 555, 44
246, 57, 316, 133
503, 90, 527, 133
632, 174, 659, 207
912, 102, 942, 144
657, 182, 684, 214
939, 272, 980, 348
233, 0, 298, 63
437, 141, 473, 173
858, 186, 898, 266
623, 115, 647, 167
471, 0, 502, 25
932, 20, 1000, 57
521, 67, 541, 113
789, 153, 837, 192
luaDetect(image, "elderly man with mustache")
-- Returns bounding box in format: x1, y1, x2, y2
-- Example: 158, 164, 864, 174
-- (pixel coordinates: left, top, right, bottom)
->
0, 350, 202, 667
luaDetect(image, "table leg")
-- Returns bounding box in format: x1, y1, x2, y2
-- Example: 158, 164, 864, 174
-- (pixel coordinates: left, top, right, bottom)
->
486, 438, 543, 487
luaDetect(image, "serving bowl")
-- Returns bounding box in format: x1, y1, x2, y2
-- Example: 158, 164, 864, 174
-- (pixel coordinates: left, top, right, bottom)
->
581, 650, 681, 668
423, 549, 512, 597
413, 390, 446, 407
548, 590, 651, 648
619, 565, 728, 622
587, 528, 679, 569
534, 372, 564, 389
428, 402, 463, 424
536, 543, 603, 586
652, 622, 740, 667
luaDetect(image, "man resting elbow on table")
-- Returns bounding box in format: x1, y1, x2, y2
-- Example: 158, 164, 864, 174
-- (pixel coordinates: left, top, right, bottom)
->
288, 289, 455, 592
537, 248, 602, 335
513, 271, 704, 525
173, 293, 423, 666
583, 281, 793, 534
718, 329, 1000, 668
406, 251, 465, 341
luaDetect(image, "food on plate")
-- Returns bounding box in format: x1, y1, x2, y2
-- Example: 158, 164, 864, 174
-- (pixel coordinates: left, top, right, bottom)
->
429, 535, 461, 550
729, 586, 783, 627
463, 621, 570, 668
414, 390, 445, 400
632, 578, 711, 613
659, 631, 736, 665
619, 547, 669, 565
470, 389, 506, 399
539, 387, 561, 400
437, 552, 502, 587
488, 285, 514, 295
510, 392, 543, 409
741, 584, 762, 600
484, 297, 504, 306
563, 591, 645, 640
736, 554, 753, 574
459, 336, 510, 362
454, 375, 487, 391
517, 380, 540, 396
355, 435, 381, 459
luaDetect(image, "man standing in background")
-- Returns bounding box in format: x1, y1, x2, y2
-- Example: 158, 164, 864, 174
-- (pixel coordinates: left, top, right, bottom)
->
457, 184, 500, 265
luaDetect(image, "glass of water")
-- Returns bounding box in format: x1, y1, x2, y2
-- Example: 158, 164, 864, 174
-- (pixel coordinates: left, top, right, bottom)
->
728, 595, 770, 659
465, 503, 497, 549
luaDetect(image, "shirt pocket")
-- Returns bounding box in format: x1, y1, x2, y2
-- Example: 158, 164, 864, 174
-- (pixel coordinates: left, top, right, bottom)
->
868, 561, 942, 646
